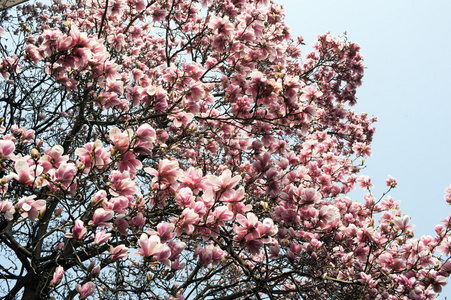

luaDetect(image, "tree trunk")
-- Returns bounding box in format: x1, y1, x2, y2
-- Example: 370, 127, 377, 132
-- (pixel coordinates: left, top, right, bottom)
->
21, 274, 51, 300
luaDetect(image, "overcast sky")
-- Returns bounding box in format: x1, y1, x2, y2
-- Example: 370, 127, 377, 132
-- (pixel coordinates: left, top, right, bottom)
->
277, 0, 451, 297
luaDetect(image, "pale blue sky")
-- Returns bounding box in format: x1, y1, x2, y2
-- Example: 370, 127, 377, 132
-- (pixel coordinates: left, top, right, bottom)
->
279, 0, 451, 297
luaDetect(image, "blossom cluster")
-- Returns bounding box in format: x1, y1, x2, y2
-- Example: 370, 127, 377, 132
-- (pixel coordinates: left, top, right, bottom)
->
0, 0, 449, 299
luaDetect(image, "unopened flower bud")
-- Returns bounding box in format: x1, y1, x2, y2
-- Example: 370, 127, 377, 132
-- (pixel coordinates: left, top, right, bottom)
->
54, 207, 63, 217
87, 260, 96, 272
49, 266, 64, 287
31, 148, 40, 159
92, 265, 101, 277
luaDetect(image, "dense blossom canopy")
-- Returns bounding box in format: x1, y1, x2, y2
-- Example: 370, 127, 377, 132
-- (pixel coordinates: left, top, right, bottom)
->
0, 0, 450, 299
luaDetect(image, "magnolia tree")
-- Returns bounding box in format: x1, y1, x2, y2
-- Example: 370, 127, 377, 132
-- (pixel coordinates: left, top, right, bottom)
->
0, 0, 450, 299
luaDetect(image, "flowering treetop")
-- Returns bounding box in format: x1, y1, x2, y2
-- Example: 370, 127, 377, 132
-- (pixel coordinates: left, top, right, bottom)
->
0, 0, 449, 299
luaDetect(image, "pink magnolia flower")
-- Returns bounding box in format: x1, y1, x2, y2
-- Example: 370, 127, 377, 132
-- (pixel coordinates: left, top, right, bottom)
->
109, 127, 132, 153
299, 188, 321, 204
96, 92, 123, 110
134, 124, 156, 154
227, 201, 253, 215
171, 111, 194, 128
208, 15, 233, 36
317, 205, 340, 230
244, 238, 264, 256
39, 145, 69, 172
11, 125, 34, 142
101, 61, 120, 82
17, 196, 46, 221
245, 71, 268, 98
180, 167, 206, 193
442, 260, 451, 274
92, 189, 107, 206
107, 33, 125, 51
89, 208, 114, 227
207, 206, 233, 227
356, 175, 374, 190
102, 196, 129, 214
234, 213, 260, 241
171, 208, 199, 236
0, 140, 15, 159
393, 215, 415, 233
0, 200, 15, 220
184, 81, 204, 103
131, 213, 146, 228
117, 151, 142, 174
108, 171, 137, 196
0, 55, 21, 80
168, 240, 186, 261
147, 222, 175, 242
444, 184, 451, 204
75, 140, 111, 173
352, 142, 372, 158
105, 80, 123, 95
152, 245, 172, 267
196, 244, 225, 266
175, 187, 194, 208
144, 159, 182, 188
72, 47, 92, 70
205, 170, 241, 200
92, 265, 101, 277
192, 201, 207, 218
66, 24, 85, 47
126, 85, 143, 106
75, 281, 95, 299
436, 239, 451, 256
113, 214, 129, 235
86, 260, 96, 273
65, 220, 87, 240
257, 218, 278, 242
168, 296, 185, 300
428, 270, 447, 293
49, 266, 64, 287
300, 83, 323, 102
359, 272, 377, 288
49, 162, 77, 190
52, 31, 74, 52
136, 233, 168, 260
385, 175, 397, 188
25, 44, 43, 63
222, 186, 245, 203
11, 159, 43, 186
94, 229, 111, 245
110, 244, 128, 261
